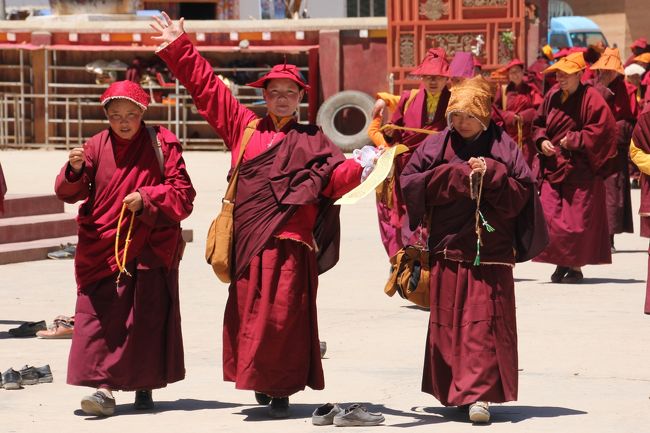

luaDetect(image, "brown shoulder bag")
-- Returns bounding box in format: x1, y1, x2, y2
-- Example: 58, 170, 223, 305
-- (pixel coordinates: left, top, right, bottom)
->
205, 118, 260, 283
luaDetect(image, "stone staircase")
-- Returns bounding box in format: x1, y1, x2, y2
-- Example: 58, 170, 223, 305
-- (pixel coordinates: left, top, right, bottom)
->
0, 194, 77, 265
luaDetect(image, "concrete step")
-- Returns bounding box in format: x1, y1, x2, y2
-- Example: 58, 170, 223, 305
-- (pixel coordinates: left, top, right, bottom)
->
0, 235, 78, 265
1, 194, 64, 219
0, 213, 77, 244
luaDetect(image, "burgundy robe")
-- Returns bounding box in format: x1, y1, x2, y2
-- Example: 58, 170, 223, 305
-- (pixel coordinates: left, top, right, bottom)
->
401, 124, 548, 406
630, 108, 650, 313
377, 86, 450, 257
158, 33, 362, 397
493, 80, 544, 170
591, 76, 638, 236
0, 162, 6, 214
532, 83, 617, 267
54, 125, 195, 390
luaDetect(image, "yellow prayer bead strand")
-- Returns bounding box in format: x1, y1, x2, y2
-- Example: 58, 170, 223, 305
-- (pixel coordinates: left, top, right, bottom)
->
379, 124, 440, 136
115, 203, 136, 284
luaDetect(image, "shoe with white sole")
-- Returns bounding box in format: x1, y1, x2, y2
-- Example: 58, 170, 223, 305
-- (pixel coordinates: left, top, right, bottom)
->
469, 401, 490, 423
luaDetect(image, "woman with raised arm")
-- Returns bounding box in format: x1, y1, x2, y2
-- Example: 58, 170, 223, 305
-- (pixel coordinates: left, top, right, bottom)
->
151, 13, 375, 419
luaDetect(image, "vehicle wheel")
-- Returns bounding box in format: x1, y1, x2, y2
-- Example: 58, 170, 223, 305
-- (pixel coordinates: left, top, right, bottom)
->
316, 90, 375, 152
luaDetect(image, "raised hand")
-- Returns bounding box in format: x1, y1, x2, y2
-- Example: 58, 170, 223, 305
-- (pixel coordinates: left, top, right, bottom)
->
68, 147, 85, 173
150, 11, 185, 46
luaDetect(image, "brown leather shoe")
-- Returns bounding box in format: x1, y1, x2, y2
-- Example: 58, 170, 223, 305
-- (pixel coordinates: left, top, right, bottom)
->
36, 316, 74, 339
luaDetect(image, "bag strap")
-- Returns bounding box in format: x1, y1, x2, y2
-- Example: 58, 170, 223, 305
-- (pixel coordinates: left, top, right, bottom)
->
146, 126, 164, 177
223, 118, 261, 204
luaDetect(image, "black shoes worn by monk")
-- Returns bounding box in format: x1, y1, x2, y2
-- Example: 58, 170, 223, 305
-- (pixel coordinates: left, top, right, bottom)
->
80, 391, 116, 416
269, 397, 290, 419
550, 266, 569, 283
255, 391, 272, 405
134, 390, 154, 410
550, 266, 584, 284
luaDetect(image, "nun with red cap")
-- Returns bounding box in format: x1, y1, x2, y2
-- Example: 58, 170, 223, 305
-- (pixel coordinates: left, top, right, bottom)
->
370, 47, 451, 258
589, 48, 638, 250
493, 59, 544, 170
624, 37, 649, 67
54, 80, 196, 415
151, 13, 374, 418
531, 52, 617, 283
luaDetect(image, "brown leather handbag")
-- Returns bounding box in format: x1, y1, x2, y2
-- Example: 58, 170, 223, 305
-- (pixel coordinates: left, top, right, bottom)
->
205, 119, 260, 283
384, 245, 430, 308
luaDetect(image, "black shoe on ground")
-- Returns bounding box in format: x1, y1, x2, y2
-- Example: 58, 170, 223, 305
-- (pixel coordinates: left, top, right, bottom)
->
562, 270, 584, 284
35, 365, 53, 383
8, 321, 47, 337
81, 391, 116, 416
255, 391, 272, 405
550, 266, 569, 283
268, 397, 290, 419
2, 368, 22, 390
18, 365, 39, 385
134, 390, 154, 410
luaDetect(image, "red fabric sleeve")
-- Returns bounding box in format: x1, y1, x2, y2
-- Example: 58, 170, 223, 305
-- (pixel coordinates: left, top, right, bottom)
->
54, 141, 97, 203
321, 158, 363, 198
156, 33, 256, 150
481, 158, 531, 219
426, 163, 473, 204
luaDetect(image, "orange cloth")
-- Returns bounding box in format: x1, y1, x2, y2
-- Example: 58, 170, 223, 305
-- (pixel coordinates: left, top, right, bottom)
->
543, 52, 586, 75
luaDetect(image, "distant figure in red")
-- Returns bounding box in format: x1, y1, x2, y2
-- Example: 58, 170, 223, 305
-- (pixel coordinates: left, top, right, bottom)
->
401, 76, 547, 424
0, 162, 6, 214
152, 13, 373, 418
532, 52, 617, 283
493, 59, 544, 171
55, 80, 195, 416
371, 48, 451, 258
589, 48, 638, 251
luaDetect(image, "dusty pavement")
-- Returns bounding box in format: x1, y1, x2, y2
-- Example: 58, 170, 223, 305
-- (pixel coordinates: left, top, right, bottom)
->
0, 149, 649, 433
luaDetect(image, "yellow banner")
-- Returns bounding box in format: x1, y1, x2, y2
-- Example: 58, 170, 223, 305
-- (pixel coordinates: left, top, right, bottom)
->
335, 144, 409, 205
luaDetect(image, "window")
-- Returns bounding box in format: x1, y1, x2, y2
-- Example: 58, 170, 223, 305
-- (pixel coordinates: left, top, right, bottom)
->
569, 32, 608, 48
347, 0, 386, 17
549, 33, 569, 49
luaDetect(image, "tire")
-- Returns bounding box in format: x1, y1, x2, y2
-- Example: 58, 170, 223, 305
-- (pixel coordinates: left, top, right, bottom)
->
317, 90, 375, 152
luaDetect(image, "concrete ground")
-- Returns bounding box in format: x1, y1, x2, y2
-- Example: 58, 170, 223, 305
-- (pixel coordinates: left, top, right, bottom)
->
1, 149, 649, 433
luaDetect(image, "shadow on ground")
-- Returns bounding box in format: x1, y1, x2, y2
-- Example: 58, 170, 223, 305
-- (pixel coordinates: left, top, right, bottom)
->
74, 399, 241, 418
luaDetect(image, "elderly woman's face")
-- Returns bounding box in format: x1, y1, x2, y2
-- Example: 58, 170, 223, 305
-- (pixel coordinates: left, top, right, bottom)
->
450, 112, 483, 140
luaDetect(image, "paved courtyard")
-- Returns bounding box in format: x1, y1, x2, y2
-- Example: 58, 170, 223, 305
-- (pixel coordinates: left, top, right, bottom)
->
1, 149, 649, 433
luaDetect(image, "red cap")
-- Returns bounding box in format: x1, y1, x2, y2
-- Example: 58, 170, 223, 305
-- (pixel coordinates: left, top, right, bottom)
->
100, 80, 149, 111
631, 38, 648, 49
246, 63, 310, 90
411, 48, 450, 77
504, 59, 525, 71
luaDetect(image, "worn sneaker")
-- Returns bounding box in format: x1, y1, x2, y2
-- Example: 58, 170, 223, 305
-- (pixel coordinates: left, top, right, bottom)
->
469, 401, 490, 423
312, 403, 343, 425
35, 365, 53, 383
333, 404, 385, 426
36, 316, 74, 339
2, 368, 22, 390
18, 365, 39, 385
320, 341, 327, 358
8, 320, 47, 337
268, 397, 290, 419
47, 243, 76, 259
134, 390, 154, 410
254, 392, 271, 405
80, 391, 116, 416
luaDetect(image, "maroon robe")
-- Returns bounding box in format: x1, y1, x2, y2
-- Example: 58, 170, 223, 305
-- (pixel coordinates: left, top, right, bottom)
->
591, 75, 638, 236
532, 83, 617, 267
401, 124, 548, 406
630, 108, 650, 313
0, 162, 6, 214
493, 80, 544, 170
157, 33, 362, 397
54, 125, 195, 390
377, 86, 450, 257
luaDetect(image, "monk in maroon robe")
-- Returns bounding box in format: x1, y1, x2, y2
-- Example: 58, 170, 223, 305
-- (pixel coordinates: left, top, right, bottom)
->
152, 13, 368, 418
493, 59, 544, 171
629, 106, 650, 314
590, 48, 638, 250
401, 76, 547, 424
371, 48, 451, 258
55, 81, 195, 416
532, 52, 617, 283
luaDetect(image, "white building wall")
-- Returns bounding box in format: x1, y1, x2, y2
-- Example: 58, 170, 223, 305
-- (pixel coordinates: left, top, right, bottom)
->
239, 0, 346, 19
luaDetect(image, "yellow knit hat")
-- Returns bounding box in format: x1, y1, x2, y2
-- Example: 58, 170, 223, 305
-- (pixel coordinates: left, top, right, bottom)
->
445, 75, 492, 131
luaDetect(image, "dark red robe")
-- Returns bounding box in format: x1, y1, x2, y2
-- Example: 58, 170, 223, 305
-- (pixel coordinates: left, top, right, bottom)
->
0, 162, 6, 214
377, 86, 450, 257
591, 75, 638, 236
532, 83, 617, 267
401, 124, 547, 406
55, 125, 195, 390
630, 107, 650, 314
157, 33, 362, 397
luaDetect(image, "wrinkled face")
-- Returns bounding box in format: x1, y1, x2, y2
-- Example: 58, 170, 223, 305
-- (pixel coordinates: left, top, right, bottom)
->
263, 78, 304, 118
556, 70, 582, 94
508, 65, 524, 86
422, 75, 449, 95
596, 69, 618, 86
105, 99, 144, 140
450, 112, 484, 140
